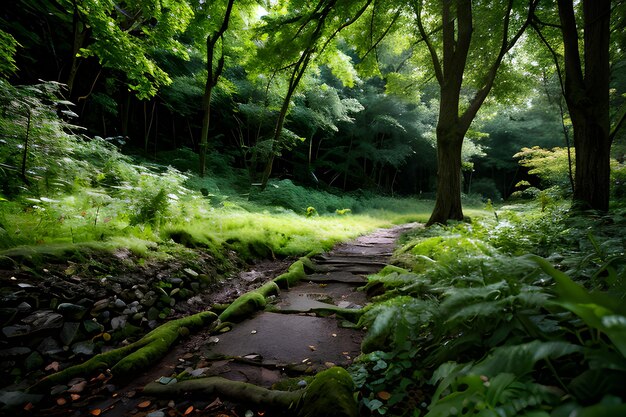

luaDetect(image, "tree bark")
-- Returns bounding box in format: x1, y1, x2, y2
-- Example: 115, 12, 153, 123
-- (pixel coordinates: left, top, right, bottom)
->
428, 129, 464, 224
199, 0, 235, 177
420, 0, 537, 225
558, 0, 611, 211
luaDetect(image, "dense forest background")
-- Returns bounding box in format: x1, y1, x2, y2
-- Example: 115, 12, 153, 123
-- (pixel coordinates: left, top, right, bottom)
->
5, 0, 624, 206
3, 1, 626, 416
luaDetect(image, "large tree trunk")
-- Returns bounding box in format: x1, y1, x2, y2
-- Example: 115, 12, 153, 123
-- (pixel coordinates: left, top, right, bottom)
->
558, 0, 611, 211
428, 128, 464, 225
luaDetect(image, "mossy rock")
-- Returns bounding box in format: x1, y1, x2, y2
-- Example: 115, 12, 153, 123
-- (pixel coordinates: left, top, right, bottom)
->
297, 367, 357, 417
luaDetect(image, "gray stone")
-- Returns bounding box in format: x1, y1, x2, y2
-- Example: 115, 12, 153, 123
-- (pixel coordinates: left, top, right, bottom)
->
16, 302, 32, 313
113, 298, 127, 309
37, 337, 63, 356
57, 303, 87, 320
0, 347, 31, 358
72, 341, 94, 356
22, 310, 64, 331
2, 324, 31, 338
91, 298, 109, 313
110, 315, 126, 330
60, 322, 80, 346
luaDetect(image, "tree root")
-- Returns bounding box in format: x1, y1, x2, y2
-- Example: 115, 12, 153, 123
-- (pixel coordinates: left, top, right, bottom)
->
30, 311, 217, 391
218, 281, 280, 322
144, 367, 358, 417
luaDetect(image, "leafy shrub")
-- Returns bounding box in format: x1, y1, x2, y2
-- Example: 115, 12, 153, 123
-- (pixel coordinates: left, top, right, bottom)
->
354, 205, 626, 416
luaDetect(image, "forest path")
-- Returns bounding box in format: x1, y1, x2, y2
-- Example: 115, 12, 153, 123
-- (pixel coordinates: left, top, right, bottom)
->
41, 223, 417, 416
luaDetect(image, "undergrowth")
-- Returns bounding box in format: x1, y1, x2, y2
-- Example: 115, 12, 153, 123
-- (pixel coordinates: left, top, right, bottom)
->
0, 80, 441, 268
354, 203, 626, 416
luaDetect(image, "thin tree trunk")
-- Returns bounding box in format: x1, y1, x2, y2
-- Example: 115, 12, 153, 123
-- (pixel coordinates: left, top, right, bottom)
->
198, 0, 235, 177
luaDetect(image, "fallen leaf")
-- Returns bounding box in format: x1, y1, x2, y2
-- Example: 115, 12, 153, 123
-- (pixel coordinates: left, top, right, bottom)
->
377, 391, 392, 401
70, 394, 81, 401
45, 361, 60, 372
56, 398, 67, 406
90, 409, 102, 416
308, 345, 316, 351
301, 358, 309, 363
184, 405, 194, 415
137, 400, 151, 408
23, 403, 34, 411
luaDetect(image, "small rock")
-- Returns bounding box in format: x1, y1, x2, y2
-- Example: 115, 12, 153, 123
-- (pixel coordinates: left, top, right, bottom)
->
25, 351, 44, 371
146, 411, 165, 417
67, 380, 87, 393
50, 385, 68, 396
22, 310, 63, 331
57, 303, 87, 320
60, 322, 80, 346
16, 302, 32, 313
91, 299, 109, 313
2, 324, 31, 338
37, 337, 63, 356
0, 347, 31, 358
72, 341, 94, 356
111, 316, 127, 330
337, 301, 352, 309
297, 380, 307, 387
113, 299, 127, 309
17, 283, 34, 288
168, 277, 183, 285
83, 319, 103, 334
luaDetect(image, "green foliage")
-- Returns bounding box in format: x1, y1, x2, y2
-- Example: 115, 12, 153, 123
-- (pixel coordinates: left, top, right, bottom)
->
353, 204, 626, 416
514, 146, 573, 192
0, 29, 18, 78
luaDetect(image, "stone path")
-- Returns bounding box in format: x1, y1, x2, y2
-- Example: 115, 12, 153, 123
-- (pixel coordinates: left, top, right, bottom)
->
20, 223, 417, 416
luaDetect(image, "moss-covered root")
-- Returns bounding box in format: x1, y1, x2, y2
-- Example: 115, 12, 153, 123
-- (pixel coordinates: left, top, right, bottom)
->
144, 376, 302, 411
30, 311, 217, 391
273, 260, 307, 289
218, 281, 280, 323
143, 367, 358, 417
298, 367, 358, 417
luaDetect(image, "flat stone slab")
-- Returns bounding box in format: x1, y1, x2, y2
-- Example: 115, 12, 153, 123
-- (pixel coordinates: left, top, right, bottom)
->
275, 283, 366, 312
203, 312, 362, 369
313, 264, 384, 274
275, 292, 337, 313
306, 271, 368, 284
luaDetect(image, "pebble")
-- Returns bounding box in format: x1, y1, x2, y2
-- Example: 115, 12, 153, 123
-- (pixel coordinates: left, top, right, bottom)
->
111, 316, 127, 330
17, 302, 32, 313
114, 298, 127, 309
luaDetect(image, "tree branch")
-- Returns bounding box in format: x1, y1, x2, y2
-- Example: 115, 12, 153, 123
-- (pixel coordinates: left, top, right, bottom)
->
413, 0, 443, 84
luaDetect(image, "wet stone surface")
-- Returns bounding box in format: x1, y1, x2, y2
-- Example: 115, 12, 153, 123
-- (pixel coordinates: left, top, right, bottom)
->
0, 223, 418, 416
